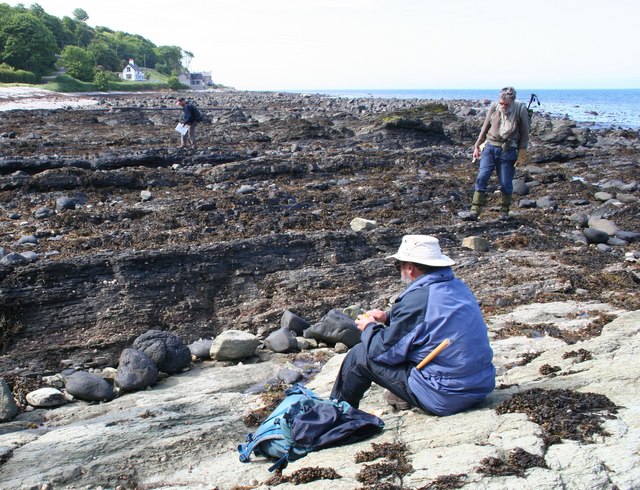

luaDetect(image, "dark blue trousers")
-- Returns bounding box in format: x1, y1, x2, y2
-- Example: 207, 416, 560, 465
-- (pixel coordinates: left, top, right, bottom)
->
330, 342, 421, 409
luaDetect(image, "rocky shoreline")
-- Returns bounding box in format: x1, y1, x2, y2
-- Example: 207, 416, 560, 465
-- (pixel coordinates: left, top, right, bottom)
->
0, 88, 639, 489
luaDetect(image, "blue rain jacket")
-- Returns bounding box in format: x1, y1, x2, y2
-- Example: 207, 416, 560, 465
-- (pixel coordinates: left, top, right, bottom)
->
362, 268, 495, 416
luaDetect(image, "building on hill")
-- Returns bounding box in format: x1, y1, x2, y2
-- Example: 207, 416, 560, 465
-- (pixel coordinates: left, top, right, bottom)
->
121, 59, 145, 81
178, 71, 213, 89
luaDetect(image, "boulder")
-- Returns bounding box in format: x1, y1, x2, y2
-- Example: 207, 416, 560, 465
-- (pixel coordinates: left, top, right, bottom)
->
462, 236, 490, 252
280, 309, 310, 336
350, 217, 378, 231
587, 217, 618, 236
188, 338, 214, 359
0, 379, 18, 421
132, 329, 191, 374
65, 371, 114, 402
264, 327, 299, 353
26, 387, 66, 408
209, 330, 260, 361
583, 228, 610, 244
115, 348, 158, 392
303, 309, 361, 348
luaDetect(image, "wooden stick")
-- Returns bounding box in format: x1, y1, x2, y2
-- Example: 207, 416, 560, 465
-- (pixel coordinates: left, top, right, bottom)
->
416, 338, 451, 369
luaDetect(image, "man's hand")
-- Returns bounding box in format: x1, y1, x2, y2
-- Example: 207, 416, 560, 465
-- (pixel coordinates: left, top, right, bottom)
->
515, 149, 528, 167
355, 309, 387, 332
472, 146, 480, 162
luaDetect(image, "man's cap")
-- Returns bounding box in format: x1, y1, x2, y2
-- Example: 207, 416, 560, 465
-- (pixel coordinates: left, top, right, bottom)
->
385, 235, 455, 267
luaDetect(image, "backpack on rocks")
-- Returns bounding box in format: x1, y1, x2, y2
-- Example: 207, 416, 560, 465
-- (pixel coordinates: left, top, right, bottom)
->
238, 383, 384, 472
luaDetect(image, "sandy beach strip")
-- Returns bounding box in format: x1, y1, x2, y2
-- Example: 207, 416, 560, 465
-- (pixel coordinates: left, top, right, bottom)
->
0, 86, 100, 111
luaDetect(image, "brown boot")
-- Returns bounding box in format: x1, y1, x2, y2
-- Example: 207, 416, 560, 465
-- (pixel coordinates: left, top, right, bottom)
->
385, 390, 412, 411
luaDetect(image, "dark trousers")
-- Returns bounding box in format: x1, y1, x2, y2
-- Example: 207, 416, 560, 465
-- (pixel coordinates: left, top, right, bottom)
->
330, 342, 421, 409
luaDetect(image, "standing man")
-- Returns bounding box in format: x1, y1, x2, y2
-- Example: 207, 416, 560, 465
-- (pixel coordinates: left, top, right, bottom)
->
176, 97, 198, 148
330, 235, 495, 416
467, 86, 531, 220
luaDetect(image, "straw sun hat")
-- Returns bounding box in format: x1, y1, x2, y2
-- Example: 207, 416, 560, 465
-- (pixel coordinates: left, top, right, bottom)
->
385, 235, 455, 267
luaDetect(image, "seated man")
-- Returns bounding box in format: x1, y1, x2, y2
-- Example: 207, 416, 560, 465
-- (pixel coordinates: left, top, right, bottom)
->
331, 235, 495, 416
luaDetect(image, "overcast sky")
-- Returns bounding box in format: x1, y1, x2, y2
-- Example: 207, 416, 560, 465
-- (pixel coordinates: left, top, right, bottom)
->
10, 0, 640, 90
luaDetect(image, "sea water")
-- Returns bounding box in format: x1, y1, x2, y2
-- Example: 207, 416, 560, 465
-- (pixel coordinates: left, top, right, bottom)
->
289, 88, 640, 130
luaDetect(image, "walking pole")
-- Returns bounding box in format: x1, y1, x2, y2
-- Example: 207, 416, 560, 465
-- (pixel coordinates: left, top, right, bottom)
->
416, 338, 451, 369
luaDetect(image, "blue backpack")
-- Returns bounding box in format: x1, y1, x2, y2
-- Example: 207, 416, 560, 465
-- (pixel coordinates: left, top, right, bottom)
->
238, 383, 384, 472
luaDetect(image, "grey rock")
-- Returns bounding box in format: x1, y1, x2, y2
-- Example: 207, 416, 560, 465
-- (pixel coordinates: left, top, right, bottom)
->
55, 196, 76, 211
17, 235, 38, 245
188, 338, 213, 359
132, 329, 191, 374
209, 330, 260, 361
350, 217, 378, 231
607, 237, 628, 247
518, 199, 537, 208
303, 309, 361, 348
277, 368, 303, 385
616, 193, 637, 203
597, 243, 612, 253
334, 342, 349, 354
65, 371, 114, 402
0, 379, 18, 421
140, 190, 152, 201
34, 207, 55, 219
264, 327, 299, 353
0, 252, 28, 265
295, 337, 313, 350
568, 213, 589, 228
19, 251, 38, 263
594, 191, 613, 202
462, 236, 490, 252
457, 210, 477, 221
280, 309, 310, 336
536, 196, 558, 209
115, 348, 158, 392
26, 387, 67, 408
237, 184, 256, 194
512, 178, 529, 195
616, 230, 640, 243
588, 217, 618, 236
583, 227, 610, 244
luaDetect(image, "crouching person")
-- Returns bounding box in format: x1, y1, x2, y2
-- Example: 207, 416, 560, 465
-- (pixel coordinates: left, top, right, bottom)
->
330, 235, 495, 416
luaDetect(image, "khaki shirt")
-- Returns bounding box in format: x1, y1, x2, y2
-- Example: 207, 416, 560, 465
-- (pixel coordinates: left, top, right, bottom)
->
475, 101, 530, 150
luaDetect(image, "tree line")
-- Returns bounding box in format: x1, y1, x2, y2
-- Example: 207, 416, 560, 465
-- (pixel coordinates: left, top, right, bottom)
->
0, 3, 192, 88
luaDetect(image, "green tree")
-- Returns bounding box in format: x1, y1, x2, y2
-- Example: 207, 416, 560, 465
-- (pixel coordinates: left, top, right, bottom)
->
0, 12, 57, 75
60, 45, 95, 81
93, 70, 112, 91
167, 75, 185, 90
72, 8, 89, 22
88, 39, 119, 71
155, 45, 183, 75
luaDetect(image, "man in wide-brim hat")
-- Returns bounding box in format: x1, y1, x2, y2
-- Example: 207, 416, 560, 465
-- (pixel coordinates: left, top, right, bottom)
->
331, 235, 495, 415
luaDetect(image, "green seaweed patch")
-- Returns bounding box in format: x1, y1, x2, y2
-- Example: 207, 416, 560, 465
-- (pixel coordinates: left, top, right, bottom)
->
495, 388, 619, 445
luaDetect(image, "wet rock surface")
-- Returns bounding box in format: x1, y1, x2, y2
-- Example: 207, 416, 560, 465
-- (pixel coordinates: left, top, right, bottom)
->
0, 90, 639, 489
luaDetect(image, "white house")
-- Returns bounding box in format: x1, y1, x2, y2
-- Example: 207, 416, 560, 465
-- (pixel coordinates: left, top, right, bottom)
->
121, 59, 145, 81
178, 71, 213, 89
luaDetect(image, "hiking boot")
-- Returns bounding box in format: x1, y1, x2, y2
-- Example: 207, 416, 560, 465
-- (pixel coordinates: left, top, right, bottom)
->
470, 191, 486, 218
385, 390, 412, 411
499, 192, 512, 220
